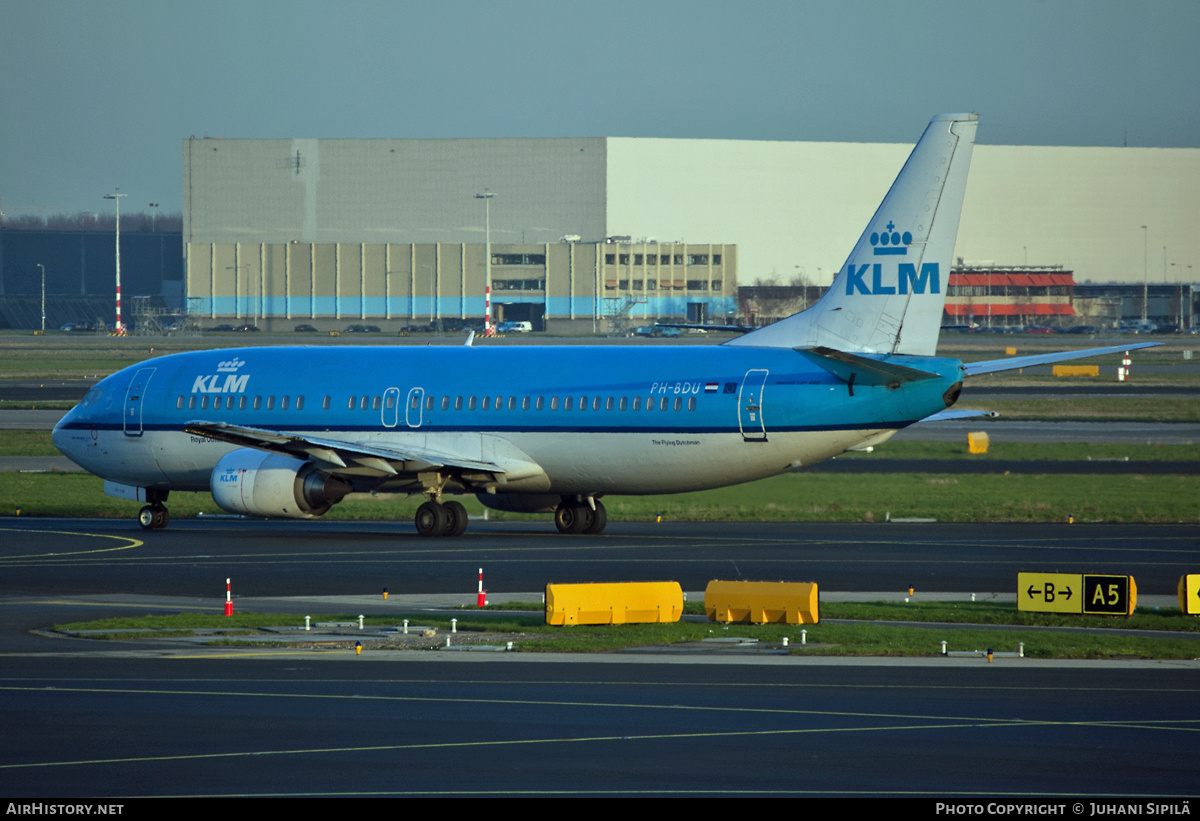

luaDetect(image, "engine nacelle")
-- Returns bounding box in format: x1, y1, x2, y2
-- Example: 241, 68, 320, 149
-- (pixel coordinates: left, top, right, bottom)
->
211, 449, 351, 519
476, 492, 560, 514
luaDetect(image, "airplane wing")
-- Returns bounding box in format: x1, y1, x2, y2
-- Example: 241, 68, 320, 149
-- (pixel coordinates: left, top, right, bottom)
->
962, 342, 1159, 377
183, 420, 506, 477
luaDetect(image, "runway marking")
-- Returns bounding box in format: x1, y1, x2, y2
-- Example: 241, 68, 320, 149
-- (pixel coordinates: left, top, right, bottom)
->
0, 526, 142, 561
1, 710, 1195, 772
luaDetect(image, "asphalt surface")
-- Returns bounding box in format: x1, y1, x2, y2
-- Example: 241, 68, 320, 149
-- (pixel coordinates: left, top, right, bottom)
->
0, 518, 1197, 797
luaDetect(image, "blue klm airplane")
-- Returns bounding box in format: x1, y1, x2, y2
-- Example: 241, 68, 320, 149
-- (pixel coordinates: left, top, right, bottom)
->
52, 114, 1155, 536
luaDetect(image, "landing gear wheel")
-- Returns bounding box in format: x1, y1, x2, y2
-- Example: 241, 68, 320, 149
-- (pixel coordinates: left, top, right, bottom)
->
442, 500, 469, 537
138, 504, 169, 530
583, 500, 607, 534
415, 501, 447, 537
554, 501, 588, 535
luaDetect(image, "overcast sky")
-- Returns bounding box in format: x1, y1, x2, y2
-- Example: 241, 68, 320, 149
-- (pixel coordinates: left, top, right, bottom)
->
2, 0, 1197, 218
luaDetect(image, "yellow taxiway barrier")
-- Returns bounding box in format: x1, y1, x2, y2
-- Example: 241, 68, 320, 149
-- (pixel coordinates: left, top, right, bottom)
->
1178, 575, 1200, 616
545, 581, 683, 626
704, 580, 819, 625
1052, 364, 1100, 377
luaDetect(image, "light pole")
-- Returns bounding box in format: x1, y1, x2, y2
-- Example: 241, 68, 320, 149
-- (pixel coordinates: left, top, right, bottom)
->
104, 192, 127, 334
1141, 225, 1148, 323
475, 191, 495, 334
149, 202, 158, 232
37, 264, 45, 332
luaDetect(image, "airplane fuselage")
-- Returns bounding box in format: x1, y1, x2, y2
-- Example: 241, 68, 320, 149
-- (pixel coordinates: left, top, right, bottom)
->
52, 343, 963, 499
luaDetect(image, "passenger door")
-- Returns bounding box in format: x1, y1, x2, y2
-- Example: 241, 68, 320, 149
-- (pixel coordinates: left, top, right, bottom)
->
737, 369, 768, 442
123, 367, 156, 437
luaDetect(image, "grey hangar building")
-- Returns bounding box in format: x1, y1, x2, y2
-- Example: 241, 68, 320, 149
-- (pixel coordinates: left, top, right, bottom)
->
182, 133, 1200, 333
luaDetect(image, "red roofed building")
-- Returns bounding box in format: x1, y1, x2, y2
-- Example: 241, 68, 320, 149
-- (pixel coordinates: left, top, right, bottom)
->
945, 265, 1076, 328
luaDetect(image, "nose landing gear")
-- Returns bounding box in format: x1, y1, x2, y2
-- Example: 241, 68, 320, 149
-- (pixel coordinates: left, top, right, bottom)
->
138, 504, 170, 530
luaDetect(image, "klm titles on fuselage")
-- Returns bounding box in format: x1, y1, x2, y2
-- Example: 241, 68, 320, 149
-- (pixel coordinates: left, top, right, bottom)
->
192, 358, 250, 394
844, 220, 940, 296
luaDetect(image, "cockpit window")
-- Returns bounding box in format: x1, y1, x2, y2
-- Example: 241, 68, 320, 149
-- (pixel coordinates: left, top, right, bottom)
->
79, 388, 103, 409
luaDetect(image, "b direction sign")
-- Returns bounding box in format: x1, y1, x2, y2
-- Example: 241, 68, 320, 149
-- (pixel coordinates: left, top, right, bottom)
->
1018, 573, 1137, 616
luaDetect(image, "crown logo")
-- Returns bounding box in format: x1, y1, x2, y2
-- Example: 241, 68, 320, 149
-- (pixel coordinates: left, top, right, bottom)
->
216, 357, 245, 373
870, 221, 912, 256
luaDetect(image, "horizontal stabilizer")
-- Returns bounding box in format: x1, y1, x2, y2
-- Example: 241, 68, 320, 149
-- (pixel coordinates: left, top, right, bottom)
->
963, 342, 1159, 377
796, 346, 941, 388
918, 409, 1000, 423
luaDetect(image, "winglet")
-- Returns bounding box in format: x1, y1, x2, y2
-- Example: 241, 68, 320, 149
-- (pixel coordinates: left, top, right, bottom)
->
727, 113, 978, 356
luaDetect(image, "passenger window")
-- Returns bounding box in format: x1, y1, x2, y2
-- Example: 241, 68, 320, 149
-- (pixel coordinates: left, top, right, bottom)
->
482, 396, 491, 410
521, 396, 531, 410
441, 396, 450, 411
508, 397, 517, 410
323, 396, 331, 410
536, 397, 544, 410
593, 397, 601, 411
360, 396, 369, 410
468, 396, 477, 411
564, 396, 573, 411
226, 396, 236, 409
579, 396, 588, 410
660, 397, 668, 411
619, 397, 628, 411
296, 396, 304, 410
253, 396, 262, 410
633, 397, 641, 411
200, 396, 208, 410
281, 396, 290, 410
688, 397, 696, 411
426, 396, 435, 411
239, 396, 248, 410
348, 397, 356, 410
372, 396, 382, 411
410, 394, 419, 409
606, 397, 614, 411
454, 396, 463, 410
176, 396, 184, 409
495, 396, 503, 409
674, 397, 682, 411
550, 396, 559, 410
386, 394, 396, 410
188, 396, 197, 410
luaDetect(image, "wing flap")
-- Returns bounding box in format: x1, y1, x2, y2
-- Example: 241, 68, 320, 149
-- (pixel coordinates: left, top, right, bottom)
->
184, 421, 505, 476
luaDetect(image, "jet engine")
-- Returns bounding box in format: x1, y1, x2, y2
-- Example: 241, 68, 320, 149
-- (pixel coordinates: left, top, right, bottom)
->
211, 449, 351, 519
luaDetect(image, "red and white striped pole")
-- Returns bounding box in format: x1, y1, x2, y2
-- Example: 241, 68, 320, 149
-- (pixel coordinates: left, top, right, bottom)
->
224, 577, 233, 616
477, 567, 486, 608
484, 285, 492, 335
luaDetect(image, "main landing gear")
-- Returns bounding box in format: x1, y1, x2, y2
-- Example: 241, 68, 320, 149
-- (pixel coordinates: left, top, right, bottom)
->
554, 498, 607, 535
138, 503, 170, 530
414, 499, 468, 538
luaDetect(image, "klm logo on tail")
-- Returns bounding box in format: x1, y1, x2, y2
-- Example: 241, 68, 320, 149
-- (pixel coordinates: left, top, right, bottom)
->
845, 221, 939, 296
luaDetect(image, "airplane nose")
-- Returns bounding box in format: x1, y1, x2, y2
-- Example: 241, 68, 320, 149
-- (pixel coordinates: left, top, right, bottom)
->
51, 409, 72, 455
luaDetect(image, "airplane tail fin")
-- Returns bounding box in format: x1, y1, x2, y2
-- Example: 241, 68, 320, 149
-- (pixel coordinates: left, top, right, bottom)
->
727, 113, 978, 356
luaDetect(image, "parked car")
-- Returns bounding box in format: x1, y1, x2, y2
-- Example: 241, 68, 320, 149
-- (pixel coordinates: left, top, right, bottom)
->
632, 326, 655, 337
496, 320, 533, 333
343, 324, 381, 333
205, 324, 234, 332
294, 324, 318, 332
232, 324, 260, 332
